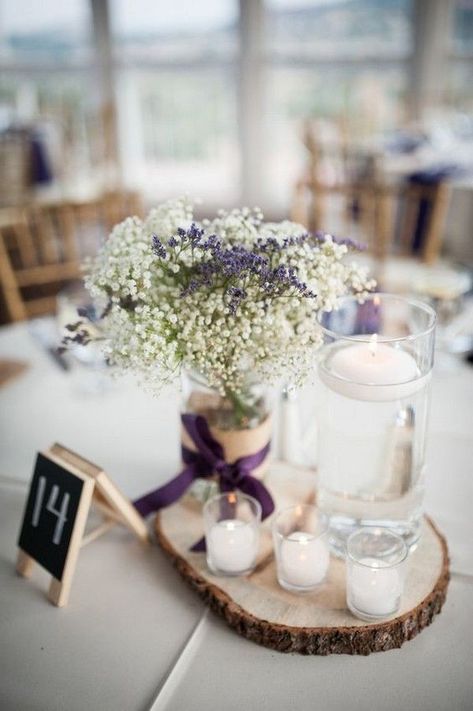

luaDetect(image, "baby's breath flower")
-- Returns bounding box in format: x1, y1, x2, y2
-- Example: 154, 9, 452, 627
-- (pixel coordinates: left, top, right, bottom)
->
84, 198, 374, 395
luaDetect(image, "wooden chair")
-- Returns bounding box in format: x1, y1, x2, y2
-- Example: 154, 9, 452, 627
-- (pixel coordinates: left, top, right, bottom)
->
291, 177, 450, 264
394, 181, 450, 264
0, 191, 143, 322
293, 117, 451, 264
294, 120, 385, 247
0, 131, 32, 207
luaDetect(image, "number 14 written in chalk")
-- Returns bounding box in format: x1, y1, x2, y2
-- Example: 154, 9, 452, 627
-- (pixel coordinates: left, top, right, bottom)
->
32, 476, 70, 545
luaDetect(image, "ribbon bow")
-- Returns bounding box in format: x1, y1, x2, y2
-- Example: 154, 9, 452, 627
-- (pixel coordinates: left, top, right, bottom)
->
133, 414, 274, 551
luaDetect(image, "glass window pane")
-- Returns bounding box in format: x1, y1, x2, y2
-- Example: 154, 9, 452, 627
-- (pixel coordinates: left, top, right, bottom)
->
112, 2, 240, 203
263, 65, 408, 207
0, 0, 92, 64
262, 2, 412, 209
265, 0, 413, 60
0, 71, 94, 183
117, 68, 239, 203
448, 3, 473, 111
111, 0, 238, 62
446, 60, 473, 111
452, 0, 473, 54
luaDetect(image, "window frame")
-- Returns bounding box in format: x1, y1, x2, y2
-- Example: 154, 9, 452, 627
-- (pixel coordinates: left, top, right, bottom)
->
0, 0, 470, 209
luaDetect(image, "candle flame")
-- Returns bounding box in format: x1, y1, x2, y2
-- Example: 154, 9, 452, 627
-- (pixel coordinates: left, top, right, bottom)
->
368, 333, 378, 357
228, 492, 237, 504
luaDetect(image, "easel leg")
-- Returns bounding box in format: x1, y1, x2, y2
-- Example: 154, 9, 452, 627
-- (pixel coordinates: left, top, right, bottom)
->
81, 518, 116, 547
16, 549, 35, 578
48, 576, 70, 608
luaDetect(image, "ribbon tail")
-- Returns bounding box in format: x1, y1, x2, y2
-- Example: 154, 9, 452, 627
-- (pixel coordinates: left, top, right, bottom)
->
133, 464, 198, 517
238, 475, 275, 520
190, 536, 206, 552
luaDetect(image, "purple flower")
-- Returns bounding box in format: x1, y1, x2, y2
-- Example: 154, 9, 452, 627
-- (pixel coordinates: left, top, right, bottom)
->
281, 233, 311, 249
152, 234, 167, 259
181, 223, 205, 246
154, 221, 367, 312
171, 223, 218, 251
256, 236, 283, 252
179, 240, 316, 310
335, 237, 367, 251
314, 231, 367, 251
227, 286, 247, 314
202, 234, 221, 253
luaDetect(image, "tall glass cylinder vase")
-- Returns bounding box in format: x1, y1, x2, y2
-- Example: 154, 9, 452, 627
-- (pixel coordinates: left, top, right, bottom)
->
181, 370, 272, 501
316, 294, 436, 556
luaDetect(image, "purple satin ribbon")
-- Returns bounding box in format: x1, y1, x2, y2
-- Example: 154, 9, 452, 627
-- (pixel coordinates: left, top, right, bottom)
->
133, 413, 274, 551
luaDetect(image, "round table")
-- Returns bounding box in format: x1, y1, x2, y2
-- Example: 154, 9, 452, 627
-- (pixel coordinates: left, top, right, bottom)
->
0, 320, 472, 711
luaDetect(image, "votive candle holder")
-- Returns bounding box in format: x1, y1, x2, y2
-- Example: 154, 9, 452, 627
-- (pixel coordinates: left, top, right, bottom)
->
203, 491, 261, 576
273, 505, 330, 593
346, 527, 408, 621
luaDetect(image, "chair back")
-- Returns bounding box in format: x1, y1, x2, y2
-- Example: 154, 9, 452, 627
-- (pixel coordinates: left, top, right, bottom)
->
291, 177, 450, 265
394, 181, 450, 263
0, 191, 143, 322
0, 131, 31, 207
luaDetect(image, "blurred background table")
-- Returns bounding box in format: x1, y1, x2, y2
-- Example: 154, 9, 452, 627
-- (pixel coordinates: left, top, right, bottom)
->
1, 1, 473, 329
0, 318, 472, 711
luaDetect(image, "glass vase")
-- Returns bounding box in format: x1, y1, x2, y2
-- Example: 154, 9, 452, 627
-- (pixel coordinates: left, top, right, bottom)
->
181, 370, 272, 502
316, 293, 436, 556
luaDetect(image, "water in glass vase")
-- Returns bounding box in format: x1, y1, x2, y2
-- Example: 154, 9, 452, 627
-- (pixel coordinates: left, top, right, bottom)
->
316, 293, 436, 557
317, 374, 431, 557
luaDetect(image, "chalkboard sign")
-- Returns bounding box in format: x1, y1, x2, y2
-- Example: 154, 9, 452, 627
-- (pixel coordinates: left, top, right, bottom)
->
16, 444, 148, 607
18, 453, 86, 581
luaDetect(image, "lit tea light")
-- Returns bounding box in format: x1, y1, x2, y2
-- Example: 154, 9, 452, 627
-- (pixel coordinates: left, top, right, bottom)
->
280, 531, 329, 589
203, 492, 262, 576
207, 519, 258, 575
346, 528, 408, 621
348, 558, 402, 618
273, 504, 330, 593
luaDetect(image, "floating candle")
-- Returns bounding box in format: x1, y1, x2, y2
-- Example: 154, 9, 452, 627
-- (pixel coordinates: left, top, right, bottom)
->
320, 334, 428, 401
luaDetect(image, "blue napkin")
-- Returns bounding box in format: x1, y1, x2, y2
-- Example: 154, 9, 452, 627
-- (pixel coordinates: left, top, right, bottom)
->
30, 130, 53, 185
406, 163, 466, 254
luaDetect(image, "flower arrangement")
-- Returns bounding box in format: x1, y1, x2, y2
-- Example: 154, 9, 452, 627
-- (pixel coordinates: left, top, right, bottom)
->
67, 197, 374, 422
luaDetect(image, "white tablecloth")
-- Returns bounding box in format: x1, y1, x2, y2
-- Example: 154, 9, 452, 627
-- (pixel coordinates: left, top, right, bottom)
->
1, 321, 472, 711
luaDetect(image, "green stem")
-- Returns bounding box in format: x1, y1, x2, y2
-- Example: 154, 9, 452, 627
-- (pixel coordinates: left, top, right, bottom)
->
224, 386, 262, 429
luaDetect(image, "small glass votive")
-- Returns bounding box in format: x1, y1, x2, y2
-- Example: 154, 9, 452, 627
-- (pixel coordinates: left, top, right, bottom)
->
346, 527, 408, 621
203, 491, 261, 576
272, 505, 330, 593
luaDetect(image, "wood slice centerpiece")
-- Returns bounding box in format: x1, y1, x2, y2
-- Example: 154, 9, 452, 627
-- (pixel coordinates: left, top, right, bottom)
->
155, 462, 449, 655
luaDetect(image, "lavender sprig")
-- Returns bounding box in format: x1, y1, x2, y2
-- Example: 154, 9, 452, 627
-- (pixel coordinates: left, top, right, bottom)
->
179, 241, 316, 309
151, 224, 367, 313
152, 234, 167, 259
